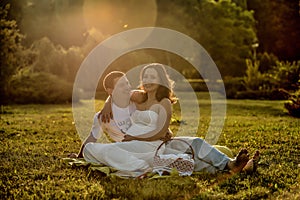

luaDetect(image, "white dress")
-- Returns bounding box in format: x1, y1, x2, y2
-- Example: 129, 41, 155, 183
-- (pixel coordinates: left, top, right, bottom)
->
83, 110, 164, 172
91, 102, 136, 142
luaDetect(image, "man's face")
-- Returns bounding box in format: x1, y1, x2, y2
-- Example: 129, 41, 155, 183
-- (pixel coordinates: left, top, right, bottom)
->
112, 76, 132, 98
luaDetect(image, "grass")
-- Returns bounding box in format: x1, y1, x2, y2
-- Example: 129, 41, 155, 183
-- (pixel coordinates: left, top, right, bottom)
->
1, 92, 299, 199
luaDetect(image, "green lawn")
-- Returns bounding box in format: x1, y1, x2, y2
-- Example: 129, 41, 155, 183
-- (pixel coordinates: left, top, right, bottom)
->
1, 93, 299, 199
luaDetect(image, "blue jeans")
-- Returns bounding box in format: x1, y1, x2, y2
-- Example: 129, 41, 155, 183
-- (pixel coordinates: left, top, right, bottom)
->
164, 137, 231, 173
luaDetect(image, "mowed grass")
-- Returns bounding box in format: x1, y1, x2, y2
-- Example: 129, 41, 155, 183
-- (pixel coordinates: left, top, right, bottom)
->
1, 92, 299, 199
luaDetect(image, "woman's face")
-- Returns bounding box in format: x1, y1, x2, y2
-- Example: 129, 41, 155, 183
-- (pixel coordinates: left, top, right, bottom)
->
142, 68, 160, 92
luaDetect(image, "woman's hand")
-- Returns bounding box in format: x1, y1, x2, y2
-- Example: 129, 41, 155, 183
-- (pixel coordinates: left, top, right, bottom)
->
130, 90, 147, 104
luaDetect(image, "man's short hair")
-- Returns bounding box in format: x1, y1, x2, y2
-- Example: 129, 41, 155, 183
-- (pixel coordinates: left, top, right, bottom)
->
103, 71, 125, 91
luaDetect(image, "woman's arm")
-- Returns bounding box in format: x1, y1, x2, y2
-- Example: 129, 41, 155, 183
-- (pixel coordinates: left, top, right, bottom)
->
123, 98, 172, 142
130, 90, 147, 104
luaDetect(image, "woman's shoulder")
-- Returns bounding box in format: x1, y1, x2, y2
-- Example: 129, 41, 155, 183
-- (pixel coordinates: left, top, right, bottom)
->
149, 98, 171, 110
159, 98, 172, 107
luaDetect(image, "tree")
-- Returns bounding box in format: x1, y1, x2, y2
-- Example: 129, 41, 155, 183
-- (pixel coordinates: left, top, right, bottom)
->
31, 37, 68, 77
3, 0, 86, 48
30, 37, 86, 82
247, 0, 300, 61
157, 0, 257, 77
0, 4, 28, 103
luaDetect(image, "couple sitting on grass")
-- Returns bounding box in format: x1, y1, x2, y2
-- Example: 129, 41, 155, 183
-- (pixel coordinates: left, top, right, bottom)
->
71, 63, 259, 177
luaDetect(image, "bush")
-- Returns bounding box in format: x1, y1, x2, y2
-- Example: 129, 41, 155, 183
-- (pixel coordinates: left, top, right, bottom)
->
257, 52, 278, 73
174, 79, 208, 92
8, 70, 76, 104
283, 88, 300, 118
269, 61, 300, 91
235, 89, 288, 100
223, 77, 246, 99
244, 59, 267, 91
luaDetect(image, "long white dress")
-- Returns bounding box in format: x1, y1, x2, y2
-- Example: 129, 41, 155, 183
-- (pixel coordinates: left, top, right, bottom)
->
83, 110, 164, 172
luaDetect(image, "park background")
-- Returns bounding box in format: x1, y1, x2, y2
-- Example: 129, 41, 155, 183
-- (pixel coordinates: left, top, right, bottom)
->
1, 0, 300, 199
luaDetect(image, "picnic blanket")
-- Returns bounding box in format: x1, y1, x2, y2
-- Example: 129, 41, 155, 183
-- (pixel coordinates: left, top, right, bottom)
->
62, 145, 234, 178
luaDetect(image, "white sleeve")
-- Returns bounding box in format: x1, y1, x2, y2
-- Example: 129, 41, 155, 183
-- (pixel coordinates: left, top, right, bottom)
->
90, 112, 103, 139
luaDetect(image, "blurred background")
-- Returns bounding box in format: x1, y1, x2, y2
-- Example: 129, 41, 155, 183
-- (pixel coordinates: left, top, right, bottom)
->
1, 0, 299, 108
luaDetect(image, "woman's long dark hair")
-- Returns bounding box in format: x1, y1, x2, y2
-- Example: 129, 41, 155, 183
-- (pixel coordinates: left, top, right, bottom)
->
140, 63, 177, 104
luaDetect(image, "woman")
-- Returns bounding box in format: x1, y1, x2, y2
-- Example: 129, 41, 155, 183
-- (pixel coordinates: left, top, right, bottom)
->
83, 63, 176, 173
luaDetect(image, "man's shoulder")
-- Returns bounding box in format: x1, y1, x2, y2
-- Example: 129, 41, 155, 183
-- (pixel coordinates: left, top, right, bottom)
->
111, 101, 136, 114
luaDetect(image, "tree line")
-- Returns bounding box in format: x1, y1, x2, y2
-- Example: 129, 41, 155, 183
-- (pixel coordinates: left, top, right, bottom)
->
0, 0, 299, 105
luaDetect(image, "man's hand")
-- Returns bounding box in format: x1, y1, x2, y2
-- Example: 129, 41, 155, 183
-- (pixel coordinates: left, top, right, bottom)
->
98, 109, 112, 123
161, 129, 173, 142
99, 96, 113, 123
122, 134, 137, 142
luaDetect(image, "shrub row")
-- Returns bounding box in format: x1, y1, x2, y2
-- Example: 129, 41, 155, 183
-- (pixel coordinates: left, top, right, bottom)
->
284, 89, 300, 118
8, 71, 76, 104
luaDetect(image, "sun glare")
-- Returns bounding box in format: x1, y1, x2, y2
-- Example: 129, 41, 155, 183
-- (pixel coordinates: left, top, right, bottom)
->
83, 0, 157, 35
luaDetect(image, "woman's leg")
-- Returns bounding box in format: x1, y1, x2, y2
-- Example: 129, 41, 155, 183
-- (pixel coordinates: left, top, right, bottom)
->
165, 137, 249, 173
190, 137, 230, 173
83, 141, 162, 171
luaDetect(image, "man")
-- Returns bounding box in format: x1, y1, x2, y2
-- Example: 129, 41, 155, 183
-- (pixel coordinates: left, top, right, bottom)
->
74, 71, 137, 158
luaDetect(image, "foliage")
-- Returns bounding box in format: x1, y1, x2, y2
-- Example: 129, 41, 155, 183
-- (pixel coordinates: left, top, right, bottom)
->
63, 46, 85, 83
1, 0, 299, 103
284, 88, 300, 118
2, 0, 86, 47
243, 59, 268, 91
2, 0, 300, 83
237, 59, 300, 100
80, 27, 108, 56
31, 37, 68, 77
0, 4, 28, 103
257, 52, 278, 73
268, 61, 300, 91
5, 0, 300, 63
197, 0, 256, 77
8, 70, 75, 104
234, 89, 287, 100
223, 77, 245, 99
0, 96, 299, 199
157, 0, 257, 77
247, 0, 300, 61
30, 37, 85, 82
225, 59, 300, 100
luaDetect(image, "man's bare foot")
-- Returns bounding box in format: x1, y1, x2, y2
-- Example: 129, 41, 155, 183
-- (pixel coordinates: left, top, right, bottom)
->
243, 150, 260, 174
68, 153, 78, 158
227, 149, 250, 174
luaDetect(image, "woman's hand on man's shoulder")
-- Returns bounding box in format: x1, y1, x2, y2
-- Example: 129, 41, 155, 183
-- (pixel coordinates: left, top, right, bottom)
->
130, 90, 147, 104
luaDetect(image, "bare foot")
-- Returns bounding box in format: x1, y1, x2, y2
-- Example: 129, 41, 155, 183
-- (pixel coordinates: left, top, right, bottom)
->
68, 153, 78, 158
136, 168, 152, 179
243, 150, 260, 174
227, 149, 250, 174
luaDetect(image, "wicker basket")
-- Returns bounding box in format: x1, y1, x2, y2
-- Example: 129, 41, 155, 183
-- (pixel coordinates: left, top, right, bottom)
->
153, 138, 195, 176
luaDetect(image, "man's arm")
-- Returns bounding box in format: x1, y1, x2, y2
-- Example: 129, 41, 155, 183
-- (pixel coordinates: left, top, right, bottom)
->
99, 96, 113, 123
101, 90, 145, 123
76, 133, 97, 158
